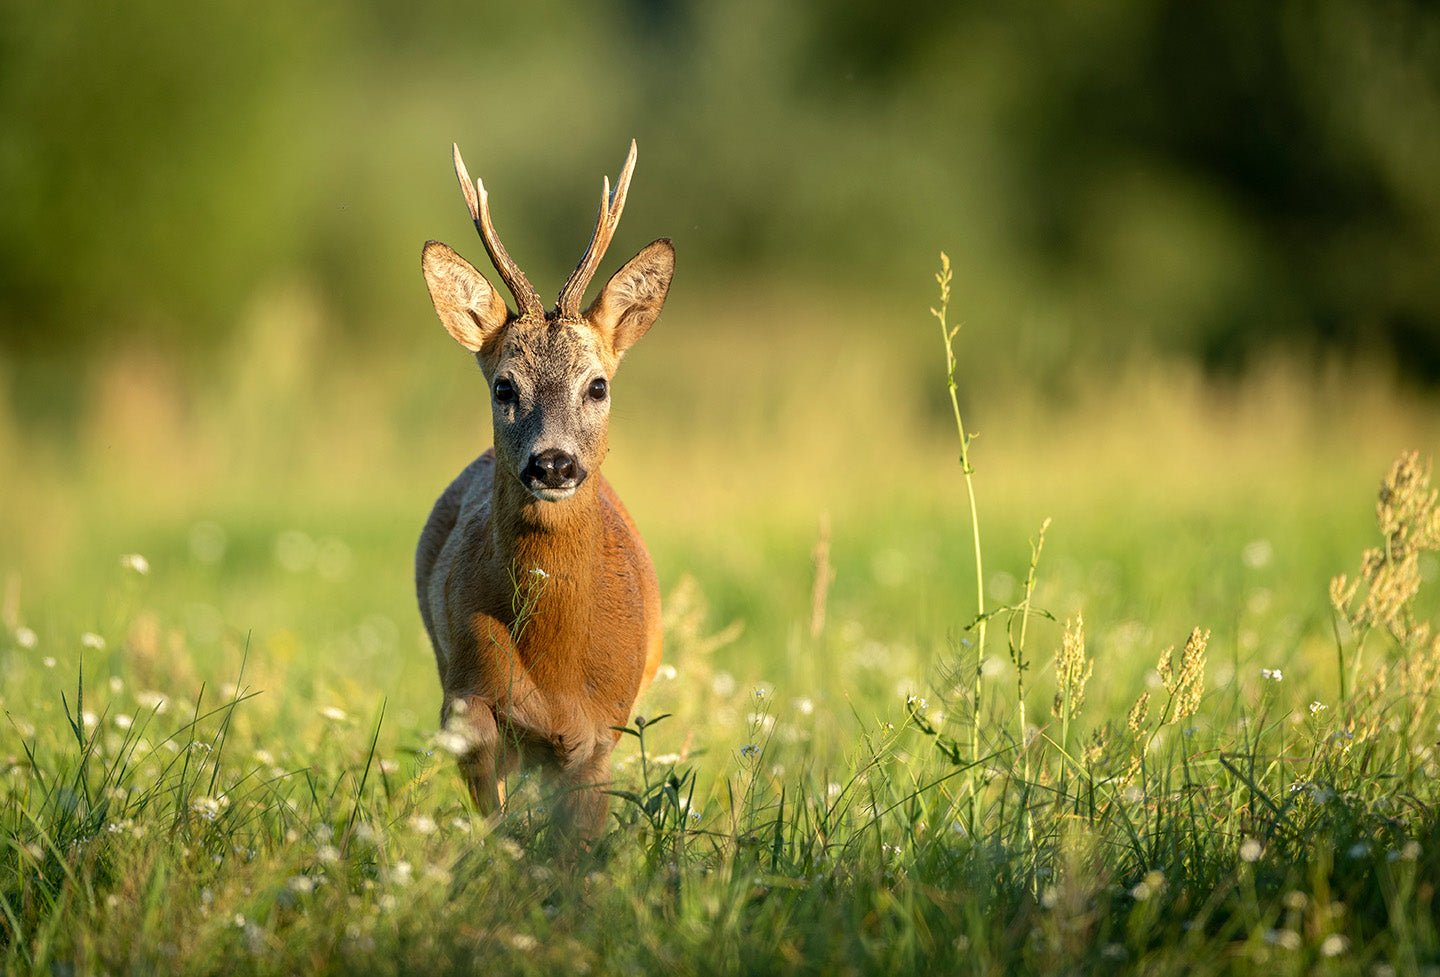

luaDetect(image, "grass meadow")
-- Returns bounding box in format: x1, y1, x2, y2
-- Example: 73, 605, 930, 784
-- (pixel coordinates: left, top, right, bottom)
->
3, 265, 1440, 976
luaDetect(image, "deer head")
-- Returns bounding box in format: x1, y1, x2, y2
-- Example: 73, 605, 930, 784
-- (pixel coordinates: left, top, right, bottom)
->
422, 141, 674, 503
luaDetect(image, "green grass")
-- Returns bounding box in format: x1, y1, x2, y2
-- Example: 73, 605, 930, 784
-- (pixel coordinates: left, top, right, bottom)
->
3, 282, 1440, 975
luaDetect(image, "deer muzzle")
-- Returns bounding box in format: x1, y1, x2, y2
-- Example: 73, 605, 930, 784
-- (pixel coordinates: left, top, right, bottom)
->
523, 448, 587, 500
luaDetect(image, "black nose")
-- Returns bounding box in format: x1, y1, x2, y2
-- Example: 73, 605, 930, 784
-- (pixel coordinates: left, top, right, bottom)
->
525, 449, 583, 489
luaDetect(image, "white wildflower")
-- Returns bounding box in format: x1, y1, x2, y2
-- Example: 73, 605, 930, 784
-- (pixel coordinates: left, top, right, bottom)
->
1309, 701, 1328, 715
1320, 934, 1350, 957
316, 844, 341, 864
378, 758, 400, 775
120, 554, 150, 575
408, 814, 437, 836
287, 875, 315, 895
113, 714, 133, 730
316, 538, 351, 581
509, 933, 538, 951
42, 657, 56, 668
319, 705, 347, 722
1260, 668, 1283, 682
274, 531, 316, 573
15, 627, 37, 649
746, 712, 776, 733
1242, 539, 1274, 569
137, 690, 170, 714
1239, 838, 1263, 863
1129, 870, 1165, 901
656, 664, 678, 681
792, 697, 815, 716
1262, 929, 1302, 950
191, 795, 229, 820
80, 632, 105, 650
434, 729, 473, 756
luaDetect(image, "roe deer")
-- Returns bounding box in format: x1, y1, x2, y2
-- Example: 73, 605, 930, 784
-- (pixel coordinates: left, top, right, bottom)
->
416, 140, 673, 839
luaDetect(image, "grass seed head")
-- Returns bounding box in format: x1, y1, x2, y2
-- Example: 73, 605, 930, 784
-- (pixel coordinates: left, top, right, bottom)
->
1052, 613, 1093, 722
1154, 628, 1207, 723
1127, 692, 1151, 733
1336, 452, 1439, 641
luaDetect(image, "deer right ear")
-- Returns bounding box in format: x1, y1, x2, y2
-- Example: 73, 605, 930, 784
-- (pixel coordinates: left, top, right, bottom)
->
586, 239, 675, 358
421, 241, 510, 352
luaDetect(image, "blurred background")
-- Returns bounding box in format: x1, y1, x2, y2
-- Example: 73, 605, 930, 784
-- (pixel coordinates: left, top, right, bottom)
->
2, 0, 1439, 727
5, 0, 1440, 372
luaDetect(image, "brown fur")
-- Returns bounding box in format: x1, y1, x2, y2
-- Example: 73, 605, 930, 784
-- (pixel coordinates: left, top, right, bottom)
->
416, 148, 673, 839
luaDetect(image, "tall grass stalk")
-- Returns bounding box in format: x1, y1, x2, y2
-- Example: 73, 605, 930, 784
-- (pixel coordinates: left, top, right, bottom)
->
1011, 517, 1050, 856
931, 251, 986, 764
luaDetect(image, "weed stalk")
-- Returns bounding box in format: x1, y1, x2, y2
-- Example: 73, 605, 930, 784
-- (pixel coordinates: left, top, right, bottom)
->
931, 252, 986, 764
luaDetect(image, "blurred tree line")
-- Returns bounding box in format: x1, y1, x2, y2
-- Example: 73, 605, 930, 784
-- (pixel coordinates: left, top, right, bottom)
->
2, 0, 1437, 377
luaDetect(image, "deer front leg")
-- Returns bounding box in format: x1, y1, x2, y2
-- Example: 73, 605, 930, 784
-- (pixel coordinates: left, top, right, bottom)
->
552, 736, 616, 841
444, 617, 545, 813
443, 695, 504, 814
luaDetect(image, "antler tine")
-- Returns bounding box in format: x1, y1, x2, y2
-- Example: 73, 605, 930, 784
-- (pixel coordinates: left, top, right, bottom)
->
557, 139, 638, 319
452, 143, 543, 319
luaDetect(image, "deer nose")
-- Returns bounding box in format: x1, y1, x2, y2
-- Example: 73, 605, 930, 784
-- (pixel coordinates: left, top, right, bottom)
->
525, 449, 584, 489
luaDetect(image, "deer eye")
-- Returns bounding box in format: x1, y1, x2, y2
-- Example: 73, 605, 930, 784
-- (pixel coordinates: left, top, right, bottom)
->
587, 378, 608, 401
494, 378, 516, 403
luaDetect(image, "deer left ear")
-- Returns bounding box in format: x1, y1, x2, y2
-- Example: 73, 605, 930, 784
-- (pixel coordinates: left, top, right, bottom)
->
586, 239, 675, 357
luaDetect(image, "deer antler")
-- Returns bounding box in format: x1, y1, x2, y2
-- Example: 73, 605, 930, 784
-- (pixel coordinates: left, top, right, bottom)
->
556, 140, 637, 320
451, 144, 544, 320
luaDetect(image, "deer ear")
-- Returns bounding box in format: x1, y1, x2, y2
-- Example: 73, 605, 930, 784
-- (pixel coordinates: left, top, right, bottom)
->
421, 241, 510, 352
586, 239, 674, 357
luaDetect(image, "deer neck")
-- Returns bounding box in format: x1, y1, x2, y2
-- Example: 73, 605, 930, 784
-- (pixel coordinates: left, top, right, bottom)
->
489, 467, 602, 635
